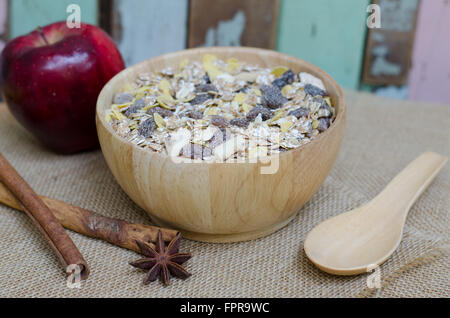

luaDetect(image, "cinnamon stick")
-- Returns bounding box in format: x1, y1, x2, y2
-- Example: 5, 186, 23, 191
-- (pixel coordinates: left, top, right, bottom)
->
0, 183, 179, 253
0, 154, 89, 280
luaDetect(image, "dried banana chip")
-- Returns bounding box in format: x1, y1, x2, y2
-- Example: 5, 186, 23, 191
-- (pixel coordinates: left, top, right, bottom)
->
233, 92, 247, 104
153, 113, 166, 128
271, 66, 289, 77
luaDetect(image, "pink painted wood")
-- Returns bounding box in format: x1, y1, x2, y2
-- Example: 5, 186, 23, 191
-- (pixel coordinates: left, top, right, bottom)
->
408, 0, 450, 105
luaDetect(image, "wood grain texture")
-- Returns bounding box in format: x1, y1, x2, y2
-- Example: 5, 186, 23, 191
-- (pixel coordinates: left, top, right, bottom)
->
277, 0, 369, 90
10, 0, 98, 38
362, 0, 419, 85
96, 47, 346, 242
305, 152, 448, 275
108, 0, 188, 66
188, 0, 279, 49
407, 0, 450, 105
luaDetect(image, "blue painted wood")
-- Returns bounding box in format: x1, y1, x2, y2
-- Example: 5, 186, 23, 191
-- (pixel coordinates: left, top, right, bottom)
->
277, 0, 370, 89
10, 0, 98, 38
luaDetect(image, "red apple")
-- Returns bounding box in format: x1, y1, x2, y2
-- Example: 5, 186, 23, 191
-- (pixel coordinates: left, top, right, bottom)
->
1, 22, 125, 154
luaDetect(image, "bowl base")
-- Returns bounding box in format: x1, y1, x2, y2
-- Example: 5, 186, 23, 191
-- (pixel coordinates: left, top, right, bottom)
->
149, 213, 298, 243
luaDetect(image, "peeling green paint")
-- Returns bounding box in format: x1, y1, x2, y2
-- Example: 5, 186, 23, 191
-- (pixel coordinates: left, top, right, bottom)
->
277, 0, 369, 89
10, 0, 98, 38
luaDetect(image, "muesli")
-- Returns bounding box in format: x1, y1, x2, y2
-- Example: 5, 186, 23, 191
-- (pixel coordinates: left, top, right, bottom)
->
106, 55, 336, 162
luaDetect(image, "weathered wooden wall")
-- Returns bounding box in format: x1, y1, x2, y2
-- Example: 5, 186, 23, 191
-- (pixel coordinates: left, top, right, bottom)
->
107, 0, 188, 67
362, 0, 419, 85
0, 0, 7, 52
0, 0, 449, 105
277, 0, 370, 89
188, 0, 279, 49
407, 0, 450, 105
9, 0, 98, 38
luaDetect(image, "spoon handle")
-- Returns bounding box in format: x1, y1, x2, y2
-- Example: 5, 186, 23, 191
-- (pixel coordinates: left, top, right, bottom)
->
375, 152, 447, 216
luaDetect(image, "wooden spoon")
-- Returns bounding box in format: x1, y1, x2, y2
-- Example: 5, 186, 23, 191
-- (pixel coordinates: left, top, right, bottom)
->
304, 152, 447, 275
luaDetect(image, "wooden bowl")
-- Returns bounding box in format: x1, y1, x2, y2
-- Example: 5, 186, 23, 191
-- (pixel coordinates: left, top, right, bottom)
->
96, 47, 346, 243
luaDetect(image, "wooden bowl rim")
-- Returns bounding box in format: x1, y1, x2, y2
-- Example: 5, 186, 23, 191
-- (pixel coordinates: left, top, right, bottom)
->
96, 46, 346, 166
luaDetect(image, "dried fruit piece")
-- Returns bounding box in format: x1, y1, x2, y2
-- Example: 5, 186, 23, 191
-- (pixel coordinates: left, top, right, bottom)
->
153, 112, 166, 128
271, 66, 289, 77
139, 118, 156, 138
203, 74, 211, 84
288, 107, 309, 119
125, 99, 146, 117
317, 118, 330, 132
203, 54, 223, 80
261, 85, 286, 109
272, 70, 296, 89
112, 109, 126, 120
281, 85, 294, 96
190, 94, 213, 105
113, 92, 134, 104
235, 72, 258, 82
181, 143, 212, 160
185, 110, 203, 120
147, 106, 173, 118
209, 128, 231, 149
246, 105, 273, 122
304, 84, 328, 97
204, 107, 219, 116
210, 115, 229, 128
196, 84, 217, 93
230, 118, 249, 128
233, 92, 247, 104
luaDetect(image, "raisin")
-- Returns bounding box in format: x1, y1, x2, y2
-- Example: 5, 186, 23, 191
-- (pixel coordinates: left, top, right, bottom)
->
230, 118, 249, 128
113, 92, 134, 104
246, 105, 273, 122
196, 84, 217, 93
304, 84, 328, 97
190, 93, 213, 105
138, 118, 156, 138
272, 69, 296, 89
181, 143, 212, 160
185, 110, 203, 120
209, 128, 231, 148
317, 118, 330, 132
288, 107, 309, 119
203, 74, 211, 84
125, 99, 145, 117
147, 106, 173, 118
261, 85, 287, 109
210, 115, 229, 128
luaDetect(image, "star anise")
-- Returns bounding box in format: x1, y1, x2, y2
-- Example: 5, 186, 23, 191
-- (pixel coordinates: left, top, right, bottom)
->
130, 230, 192, 286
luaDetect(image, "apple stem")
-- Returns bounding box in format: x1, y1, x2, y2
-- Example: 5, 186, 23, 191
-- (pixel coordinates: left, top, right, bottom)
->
36, 26, 49, 45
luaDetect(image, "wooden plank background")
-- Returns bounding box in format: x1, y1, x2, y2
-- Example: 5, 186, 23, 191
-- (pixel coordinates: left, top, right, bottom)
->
362, 0, 419, 85
106, 0, 188, 66
9, 0, 98, 38
277, 0, 370, 89
407, 0, 450, 105
188, 0, 279, 49
0, 0, 7, 52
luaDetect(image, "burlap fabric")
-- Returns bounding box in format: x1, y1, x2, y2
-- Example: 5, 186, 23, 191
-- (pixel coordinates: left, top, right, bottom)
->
0, 90, 448, 298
